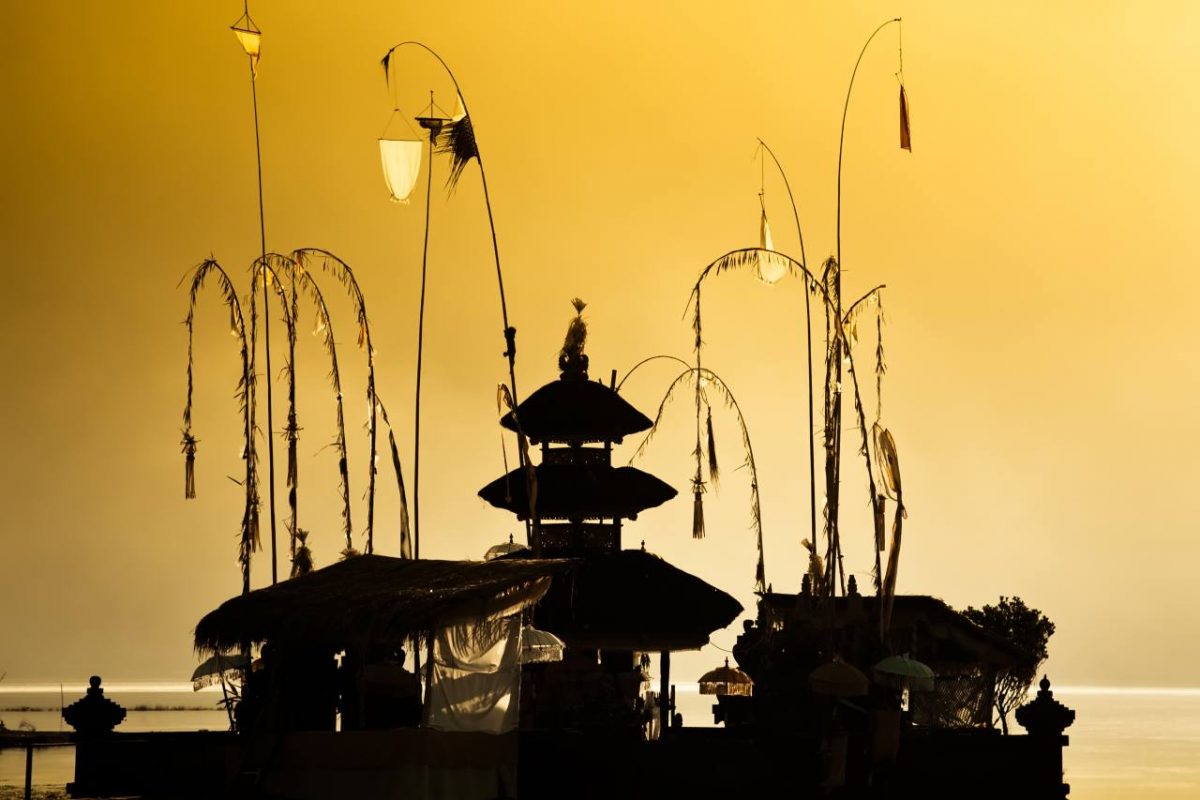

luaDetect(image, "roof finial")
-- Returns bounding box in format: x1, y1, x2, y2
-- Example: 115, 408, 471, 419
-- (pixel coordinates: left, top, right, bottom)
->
558, 298, 589, 380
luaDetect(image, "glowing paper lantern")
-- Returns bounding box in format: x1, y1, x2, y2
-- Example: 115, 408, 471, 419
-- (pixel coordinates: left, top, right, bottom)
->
755, 208, 787, 285
379, 139, 423, 203
233, 26, 261, 58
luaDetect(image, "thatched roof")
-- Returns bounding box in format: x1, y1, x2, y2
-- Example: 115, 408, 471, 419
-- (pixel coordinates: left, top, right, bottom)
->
194, 555, 573, 654
501, 378, 652, 444
758, 593, 1029, 667
478, 464, 677, 520
528, 549, 742, 651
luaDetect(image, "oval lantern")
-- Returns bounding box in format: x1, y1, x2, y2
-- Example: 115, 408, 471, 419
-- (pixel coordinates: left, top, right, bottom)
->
379, 138, 423, 203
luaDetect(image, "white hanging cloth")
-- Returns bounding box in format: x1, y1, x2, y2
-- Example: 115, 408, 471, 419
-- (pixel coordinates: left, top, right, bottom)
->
427, 614, 523, 733
379, 138, 423, 203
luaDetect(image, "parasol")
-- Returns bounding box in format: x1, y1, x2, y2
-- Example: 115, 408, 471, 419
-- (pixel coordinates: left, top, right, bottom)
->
484, 534, 529, 561
698, 658, 754, 697
520, 625, 565, 664
190, 653, 249, 691
872, 654, 934, 692
809, 658, 869, 697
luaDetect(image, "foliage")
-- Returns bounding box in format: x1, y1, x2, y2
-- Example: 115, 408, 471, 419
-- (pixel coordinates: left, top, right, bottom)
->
962, 596, 1056, 734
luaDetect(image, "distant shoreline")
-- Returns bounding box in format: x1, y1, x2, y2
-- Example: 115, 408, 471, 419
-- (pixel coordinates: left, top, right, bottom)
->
1, 704, 214, 713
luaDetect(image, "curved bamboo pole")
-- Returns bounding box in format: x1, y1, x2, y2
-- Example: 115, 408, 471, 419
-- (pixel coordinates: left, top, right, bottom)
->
286, 258, 355, 558
250, 255, 299, 570
630, 366, 767, 593
686, 247, 886, 595
756, 139, 818, 558
614, 354, 693, 393
291, 248, 379, 554
381, 43, 520, 399
182, 259, 258, 595
833, 17, 902, 595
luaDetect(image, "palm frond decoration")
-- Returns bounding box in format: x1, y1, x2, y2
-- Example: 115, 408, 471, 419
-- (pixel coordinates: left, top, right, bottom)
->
684, 248, 829, 323
875, 427, 906, 632
875, 297, 887, 424
376, 396, 413, 559
800, 538, 825, 591
435, 106, 479, 192
292, 259, 354, 558
705, 405, 719, 485
181, 258, 258, 594
291, 529, 313, 578
248, 255, 300, 571
181, 432, 198, 499
631, 366, 767, 594
292, 248, 380, 555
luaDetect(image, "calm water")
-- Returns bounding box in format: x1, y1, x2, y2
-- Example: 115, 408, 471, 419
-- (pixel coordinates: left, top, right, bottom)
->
3, 683, 1198, 797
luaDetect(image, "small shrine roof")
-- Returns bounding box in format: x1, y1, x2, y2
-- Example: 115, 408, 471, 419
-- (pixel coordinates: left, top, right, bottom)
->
478, 463, 676, 520
500, 378, 652, 444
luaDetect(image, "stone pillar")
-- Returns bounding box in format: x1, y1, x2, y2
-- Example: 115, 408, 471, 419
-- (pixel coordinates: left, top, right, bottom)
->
1016, 675, 1075, 799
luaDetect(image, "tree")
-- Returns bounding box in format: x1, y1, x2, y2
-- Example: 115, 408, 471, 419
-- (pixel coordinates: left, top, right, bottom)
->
962, 596, 1055, 734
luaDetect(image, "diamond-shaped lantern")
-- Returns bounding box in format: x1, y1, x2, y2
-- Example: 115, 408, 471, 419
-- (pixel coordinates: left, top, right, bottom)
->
230, 13, 261, 60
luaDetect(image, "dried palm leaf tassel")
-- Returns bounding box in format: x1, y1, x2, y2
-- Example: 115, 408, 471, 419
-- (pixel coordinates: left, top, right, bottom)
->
182, 432, 198, 499
692, 479, 706, 540
291, 529, 313, 577
706, 405, 719, 486
338, 454, 351, 553
875, 304, 886, 424
376, 399, 412, 559
880, 495, 906, 634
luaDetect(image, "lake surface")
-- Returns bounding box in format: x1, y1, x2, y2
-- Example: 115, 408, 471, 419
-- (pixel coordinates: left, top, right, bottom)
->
3, 683, 1198, 797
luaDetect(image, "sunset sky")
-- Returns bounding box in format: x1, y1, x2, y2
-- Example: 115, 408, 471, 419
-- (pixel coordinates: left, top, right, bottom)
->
1, 1, 1197, 689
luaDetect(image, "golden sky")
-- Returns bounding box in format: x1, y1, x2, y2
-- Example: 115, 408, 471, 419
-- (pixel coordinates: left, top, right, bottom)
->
1, 1, 1197, 688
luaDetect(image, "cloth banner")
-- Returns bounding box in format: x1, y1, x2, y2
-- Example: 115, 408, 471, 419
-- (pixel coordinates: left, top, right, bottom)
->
428, 614, 523, 734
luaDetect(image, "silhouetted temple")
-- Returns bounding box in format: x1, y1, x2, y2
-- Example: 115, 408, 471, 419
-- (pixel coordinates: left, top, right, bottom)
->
479, 342, 673, 553
66, 315, 1074, 800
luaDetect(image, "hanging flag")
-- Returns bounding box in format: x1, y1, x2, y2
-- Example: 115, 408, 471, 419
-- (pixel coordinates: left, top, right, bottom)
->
899, 85, 912, 151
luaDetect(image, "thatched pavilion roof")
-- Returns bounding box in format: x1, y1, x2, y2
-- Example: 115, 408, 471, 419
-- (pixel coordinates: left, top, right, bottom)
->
194, 555, 573, 654
501, 378, 652, 444
478, 464, 677, 520
526, 549, 743, 651
195, 550, 741, 656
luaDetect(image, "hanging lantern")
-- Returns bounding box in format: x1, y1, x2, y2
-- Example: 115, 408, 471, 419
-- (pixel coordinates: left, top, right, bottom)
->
379, 138, 423, 203
755, 207, 787, 285
698, 658, 754, 697
230, 13, 261, 61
